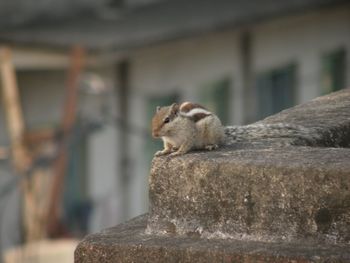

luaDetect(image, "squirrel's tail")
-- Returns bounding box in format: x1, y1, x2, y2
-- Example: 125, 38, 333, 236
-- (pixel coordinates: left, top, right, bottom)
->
224, 123, 321, 146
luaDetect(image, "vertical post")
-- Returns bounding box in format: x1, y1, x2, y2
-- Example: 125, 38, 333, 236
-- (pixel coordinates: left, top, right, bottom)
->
116, 60, 130, 220
61, 46, 85, 133
0, 47, 38, 242
0, 47, 31, 172
47, 46, 85, 237
240, 31, 255, 124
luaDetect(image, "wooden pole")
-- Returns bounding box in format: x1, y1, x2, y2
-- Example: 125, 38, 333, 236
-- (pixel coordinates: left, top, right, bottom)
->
47, 46, 85, 237
0, 47, 44, 243
0, 47, 31, 172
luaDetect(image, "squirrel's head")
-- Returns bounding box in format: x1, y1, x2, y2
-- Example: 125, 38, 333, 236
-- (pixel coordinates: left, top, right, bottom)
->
152, 103, 179, 138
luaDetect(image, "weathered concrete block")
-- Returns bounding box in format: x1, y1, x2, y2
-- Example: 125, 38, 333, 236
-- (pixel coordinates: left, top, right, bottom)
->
75, 90, 350, 262
148, 147, 350, 244
75, 214, 350, 263
147, 89, 350, 244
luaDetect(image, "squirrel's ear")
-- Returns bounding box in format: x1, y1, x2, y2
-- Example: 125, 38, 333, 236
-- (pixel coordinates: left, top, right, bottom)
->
170, 103, 179, 114
156, 106, 161, 112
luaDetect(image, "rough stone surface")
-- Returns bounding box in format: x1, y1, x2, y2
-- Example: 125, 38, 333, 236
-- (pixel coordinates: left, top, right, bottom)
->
261, 89, 350, 148
75, 214, 350, 263
148, 147, 350, 244
75, 90, 350, 262
148, 89, 350, 244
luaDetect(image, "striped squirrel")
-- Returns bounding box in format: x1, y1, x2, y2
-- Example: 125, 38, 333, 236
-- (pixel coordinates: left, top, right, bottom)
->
152, 102, 225, 156
151, 102, 320, 156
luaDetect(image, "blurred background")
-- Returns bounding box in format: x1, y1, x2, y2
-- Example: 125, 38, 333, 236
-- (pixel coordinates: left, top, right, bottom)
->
0, 0, 349, 261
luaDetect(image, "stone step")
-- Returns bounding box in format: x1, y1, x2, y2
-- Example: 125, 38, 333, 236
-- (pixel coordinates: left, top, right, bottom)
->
75, 90, 350, 262
75, 214, 350, 263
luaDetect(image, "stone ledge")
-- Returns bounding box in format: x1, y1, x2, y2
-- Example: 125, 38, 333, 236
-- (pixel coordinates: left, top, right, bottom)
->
75, 214, 350, 263
261, 89, 350, 148
75, 90, 350, 262
148, 146, 350, 244
148, 89, 350, 244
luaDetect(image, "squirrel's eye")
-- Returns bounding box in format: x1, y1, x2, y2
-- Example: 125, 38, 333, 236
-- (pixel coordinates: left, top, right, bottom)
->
163, 117, 170, 124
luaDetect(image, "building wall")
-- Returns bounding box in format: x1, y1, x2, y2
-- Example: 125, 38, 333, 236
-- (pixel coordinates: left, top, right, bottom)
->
18, 70, 66, 129
130, 29, 241, 123
84, 65, 126, 232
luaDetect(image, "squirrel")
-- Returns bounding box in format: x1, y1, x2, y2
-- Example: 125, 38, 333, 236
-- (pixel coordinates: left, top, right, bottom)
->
152, 102, 225, 156
151, 102, 321, 156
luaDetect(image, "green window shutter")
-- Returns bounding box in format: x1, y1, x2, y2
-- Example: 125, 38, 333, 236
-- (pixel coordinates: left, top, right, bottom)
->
321, 48, 346, 95
144, 94, 179, 163
199, 77, 231, 125
256, 73, 274, 120
256, 64, 296, 120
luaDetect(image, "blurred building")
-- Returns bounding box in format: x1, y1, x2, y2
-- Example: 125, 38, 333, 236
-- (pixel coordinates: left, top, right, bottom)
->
0, 0, 349, 240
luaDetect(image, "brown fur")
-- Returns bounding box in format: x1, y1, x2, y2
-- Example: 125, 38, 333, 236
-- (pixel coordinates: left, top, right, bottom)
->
152, 103, 179, 138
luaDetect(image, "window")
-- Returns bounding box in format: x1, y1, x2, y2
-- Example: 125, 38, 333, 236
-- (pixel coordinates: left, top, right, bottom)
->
199, 77, 231, 125
321, 48, 346, 95
145, 94, 179, 163
256, 64, 296, 120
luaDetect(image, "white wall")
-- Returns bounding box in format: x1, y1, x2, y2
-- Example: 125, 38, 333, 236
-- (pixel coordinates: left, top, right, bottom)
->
130, 29, 241, 123
84, 65, 126, 232
87, 125, 123, 232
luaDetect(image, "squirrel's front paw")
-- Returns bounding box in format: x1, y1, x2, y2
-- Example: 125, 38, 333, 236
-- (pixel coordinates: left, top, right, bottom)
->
155, 151, 166, 157
169, 150, 187, 157
169, 152, 181, 157
205, 144, 219, 151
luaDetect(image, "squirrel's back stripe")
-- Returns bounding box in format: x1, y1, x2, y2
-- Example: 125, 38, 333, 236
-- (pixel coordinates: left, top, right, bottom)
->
191, 112, 212, 122
180, 102, 212, 122
180, 102, 206, 113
